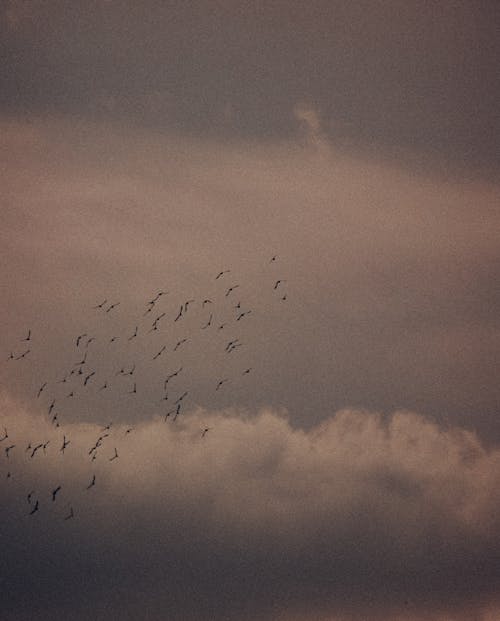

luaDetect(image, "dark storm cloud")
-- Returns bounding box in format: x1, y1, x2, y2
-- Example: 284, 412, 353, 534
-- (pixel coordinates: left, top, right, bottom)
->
2, 392, 500, 621
1, 1, 499, 169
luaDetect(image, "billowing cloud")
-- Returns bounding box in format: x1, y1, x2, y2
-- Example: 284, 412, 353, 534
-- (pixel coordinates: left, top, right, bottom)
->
1, 392, 500, 620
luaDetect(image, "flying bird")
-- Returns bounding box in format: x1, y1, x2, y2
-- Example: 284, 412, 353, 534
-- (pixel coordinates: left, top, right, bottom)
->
60, 436, 70, 453
83, 371, 95, 386
76, 333, 87, 347
64, 507, 74, 520
153, 345, 166, 360
128, 326, 138, 340
174, 305, 183, 322
215, 270, 230, 280
173, 338, 187, 351
0, 427, 8, 441
29, 500, 39, 515
273, 279, 285, 290
21, 329, 31, 342
51, 486, 62, 501
86, 475, 96, 490
216, 379, 228, 391
93, 299, 107, 309
106, 302, 120, 313
201, 314, 213, 329
5, 445, 15, 458
201, 428, 211, 438
225, 285, 239, 297
109, 448, 119, 461
37, 382, 47, 398
15, 349, 30, 359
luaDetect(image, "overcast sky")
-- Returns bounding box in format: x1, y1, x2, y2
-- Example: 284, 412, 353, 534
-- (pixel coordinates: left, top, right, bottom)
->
1, 3, 500, 620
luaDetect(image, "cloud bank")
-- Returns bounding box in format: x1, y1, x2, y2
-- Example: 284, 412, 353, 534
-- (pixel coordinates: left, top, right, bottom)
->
2, 393, 500, 620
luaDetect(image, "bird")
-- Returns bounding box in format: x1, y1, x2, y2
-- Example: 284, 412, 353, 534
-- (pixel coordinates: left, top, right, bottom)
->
27, 491, 35, 503
215, 270, 230, 280
127, 363, 136, 376
51, 486, 62, 501
153, 345, 166, 360
243, 368, 252, 375
30, 443, 43, 458
149, 291, 167, 305
237, 310, 252, 321
15, 349, 30, 359
128, 326, 138, 341
76, 333, 87, 347
202, 299, 213, 307
29, 500, 39, 515
93, 299, 107, 309
174, 391, 188, 405
273, 279, 285, 290
128, 382, 137, 394
106, 302, 120, 313
216, 379, 228, 391
99, 382, 108, 391
174, 338, 187, 351
270, 255, 277, 263
86, 474, 96, 489
83, 371, 95, 386
48, 400, 56, 415
0, 427, 8, 442
37, 382, 47, 398
109, 448, 119, 461
64, 507, 74, 520
5, 445, 15, 458
60, 436, 70, 453
174, 306, 183, 322
74, 352, 87, 366
201, 314, 213, 329
201, 427, 211, 438
85, 337, 95, 349
110, 336, 118, 343
225, 285, 239, 297
21, 329, 31, 342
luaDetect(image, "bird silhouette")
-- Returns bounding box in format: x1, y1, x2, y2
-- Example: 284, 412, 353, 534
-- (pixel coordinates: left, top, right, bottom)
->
21, 329, 31, 342
60, 436, 70, 453
29, 500, 39, 515
51, 486, 62, 501
37, 382, 47, 398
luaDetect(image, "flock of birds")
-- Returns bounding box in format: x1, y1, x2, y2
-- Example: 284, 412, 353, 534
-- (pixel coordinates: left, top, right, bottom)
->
1, 258, 288, 521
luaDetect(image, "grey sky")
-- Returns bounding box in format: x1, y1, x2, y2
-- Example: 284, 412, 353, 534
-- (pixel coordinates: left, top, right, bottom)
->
1, 3, 500, 620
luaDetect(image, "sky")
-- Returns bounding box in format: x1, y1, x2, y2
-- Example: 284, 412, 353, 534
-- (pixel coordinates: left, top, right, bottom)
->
1, 2, 500, 620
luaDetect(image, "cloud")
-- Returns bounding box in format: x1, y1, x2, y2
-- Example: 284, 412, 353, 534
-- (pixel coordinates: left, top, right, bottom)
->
1, 391, 500, 620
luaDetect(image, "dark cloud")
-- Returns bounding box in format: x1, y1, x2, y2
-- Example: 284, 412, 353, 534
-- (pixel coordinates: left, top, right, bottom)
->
1, 2, 499, 170
2, 392, 500, 620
